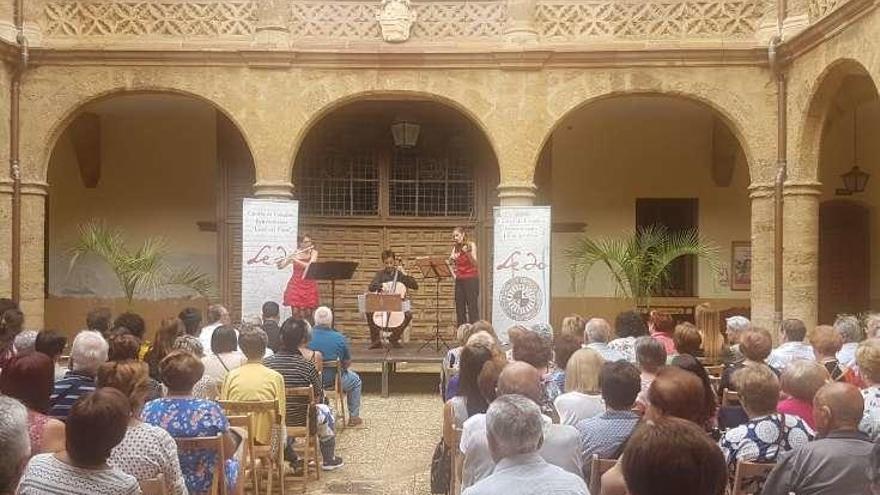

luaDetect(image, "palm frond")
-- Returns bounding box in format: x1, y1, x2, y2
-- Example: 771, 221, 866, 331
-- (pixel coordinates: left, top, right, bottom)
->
165, 265, 215, 299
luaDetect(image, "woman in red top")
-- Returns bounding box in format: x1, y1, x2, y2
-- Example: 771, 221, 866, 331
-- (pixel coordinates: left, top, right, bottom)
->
279, 234, 320, 320
450, 227, 480, 325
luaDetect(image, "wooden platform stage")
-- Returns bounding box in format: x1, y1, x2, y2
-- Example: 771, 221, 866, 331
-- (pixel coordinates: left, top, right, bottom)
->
350, 341, 448, 397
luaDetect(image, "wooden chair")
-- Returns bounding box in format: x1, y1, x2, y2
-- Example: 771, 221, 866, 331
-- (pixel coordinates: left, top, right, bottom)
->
722, 389, 741, 406
225, 414, 258, 495
139, 474, 167, 495
219, 399, 284, 495
588, 454, 618, 495
450, 427, 463, 495
705, 364, 724, 376
322, 360, 348, 428
285, 386, 321, 492
175, 434, 226, 495
731, 460, 775, 494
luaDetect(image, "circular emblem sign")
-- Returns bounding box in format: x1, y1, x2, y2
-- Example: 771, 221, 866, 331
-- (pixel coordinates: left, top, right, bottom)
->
500, 276, 542, 321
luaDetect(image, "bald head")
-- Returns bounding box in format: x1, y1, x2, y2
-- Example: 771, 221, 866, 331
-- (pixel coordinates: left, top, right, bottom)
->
496, 361, 542, 404
814, 382, 864, 435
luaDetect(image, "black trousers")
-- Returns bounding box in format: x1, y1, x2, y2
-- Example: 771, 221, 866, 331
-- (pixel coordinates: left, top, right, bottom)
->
454, 277, 480, 326
366, 312, 412, 344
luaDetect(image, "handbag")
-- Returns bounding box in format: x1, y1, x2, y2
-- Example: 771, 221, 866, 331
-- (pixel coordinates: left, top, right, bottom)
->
430, 439, 452, 494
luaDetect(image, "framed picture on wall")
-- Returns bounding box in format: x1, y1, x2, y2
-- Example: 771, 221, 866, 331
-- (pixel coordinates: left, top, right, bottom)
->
731, 241, 751, 291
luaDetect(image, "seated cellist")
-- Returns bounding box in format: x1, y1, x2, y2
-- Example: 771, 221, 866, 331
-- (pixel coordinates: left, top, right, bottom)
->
366, 250, 418, 349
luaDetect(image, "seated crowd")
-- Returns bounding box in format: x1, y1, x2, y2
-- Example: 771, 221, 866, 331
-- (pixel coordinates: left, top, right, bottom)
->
440, 309, 880, 495
0, 298, 361, 495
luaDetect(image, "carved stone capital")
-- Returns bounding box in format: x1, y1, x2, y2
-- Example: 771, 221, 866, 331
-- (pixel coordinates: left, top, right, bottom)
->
254, 180, 294, 199
376, 0, 417, 43
504, 0, 539, 42
497, 182, 537, 206
255, 0, 291, 46
782, 181, 823, 197
20, 181, 50, 197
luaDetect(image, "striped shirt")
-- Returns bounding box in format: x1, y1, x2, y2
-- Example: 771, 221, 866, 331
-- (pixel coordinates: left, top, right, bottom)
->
264, 350, 323, 427
49, 370, 97, 420
17, 453, 140, 495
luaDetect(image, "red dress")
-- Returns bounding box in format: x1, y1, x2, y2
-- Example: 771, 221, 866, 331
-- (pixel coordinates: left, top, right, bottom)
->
283, 261, 319, 311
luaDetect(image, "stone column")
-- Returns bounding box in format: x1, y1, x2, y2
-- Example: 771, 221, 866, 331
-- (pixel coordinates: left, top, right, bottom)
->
504, 0, 539, 43
253, 180, 294, 200
783, 181, 821, 329
18, 180, 48, 327
497, 181, 536, 206
254, 0, 291, 47
749, 182, 776, 331
0, 178, 11, 297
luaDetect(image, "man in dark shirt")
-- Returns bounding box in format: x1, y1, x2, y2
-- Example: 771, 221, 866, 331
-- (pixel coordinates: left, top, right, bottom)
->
49, 330, 107, 420
265, 318, 343, 470
366, 249, 418, 349
261, 301, 282, 353
763, 382, 873, 495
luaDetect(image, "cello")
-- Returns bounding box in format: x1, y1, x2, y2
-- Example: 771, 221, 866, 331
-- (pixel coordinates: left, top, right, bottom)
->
372, 259, 410, 334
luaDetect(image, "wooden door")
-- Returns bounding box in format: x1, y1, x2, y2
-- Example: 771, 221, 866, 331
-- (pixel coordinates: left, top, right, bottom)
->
819, 200, 870, 324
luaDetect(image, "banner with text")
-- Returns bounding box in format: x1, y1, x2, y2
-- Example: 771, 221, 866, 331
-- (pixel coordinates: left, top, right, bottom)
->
492, 206, 552, 343
241, 198, 299, 320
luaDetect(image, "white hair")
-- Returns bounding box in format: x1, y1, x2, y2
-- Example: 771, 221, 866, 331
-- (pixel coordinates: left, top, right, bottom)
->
726, 316, 751, 333
0, 396, 30, 492
70, 329, 109, 374
12, 330, 38, 355
865, 313, 880, 339
486, 394, 544, 459
314, 306, 333, 327
833, 315, 863, 344
584, 318, 612, 344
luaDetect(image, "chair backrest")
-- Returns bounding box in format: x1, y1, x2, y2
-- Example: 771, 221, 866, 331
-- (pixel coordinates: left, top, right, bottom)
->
218, 399, 278, 416
731, 460, 775, 494
450, 427, 464, 495
323, 359, 344, 392
139, 474, 167, 495
285, 385, 316, 437
722, 389, 741, 406
175, 434, 226, 495
705, 364, 724, 376
588, 454, 618, 495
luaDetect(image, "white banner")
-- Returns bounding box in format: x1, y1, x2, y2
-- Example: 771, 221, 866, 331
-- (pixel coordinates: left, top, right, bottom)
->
241, 198, 299, 320
492, 206, 552, 343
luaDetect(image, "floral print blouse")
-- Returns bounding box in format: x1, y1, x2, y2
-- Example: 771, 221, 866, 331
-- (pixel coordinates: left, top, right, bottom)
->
142, 397, 239, 494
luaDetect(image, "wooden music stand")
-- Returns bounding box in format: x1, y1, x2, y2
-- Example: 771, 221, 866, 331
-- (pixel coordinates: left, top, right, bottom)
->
306, 261, 358, 312
415, 256, 452, 352
360, 293, 407, 347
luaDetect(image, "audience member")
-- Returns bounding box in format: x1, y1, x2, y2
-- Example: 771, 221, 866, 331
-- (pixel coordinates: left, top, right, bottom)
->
670, 354, 718, 431
107, 333, 141, 361
0, 395, 29, 494
261, 301, 282, 353
447, 343, 495, 425
49, 330, 108, 420
175, 307, 204, 355
144, 317, 185, 380
220, 327, 285, 447
646, 366, 709, 426
672, 322, 702, 358
35, 329, 68, 380
194, 325, 245, 400
0, 352, 66, 455
0, 307, 21, 369
198, 304, 230, 355
868, 314, 880, 339
309, 306, 363, 427
811, 324, 857, 383
511, 329, 558, 416
834, 314, 863, 369
98, 359, 187, 494
444, 323, 483, 400
768, 318, 815, 371
609, 310, 649, 363
548, 333, 582, 393
143, 350, 241, 494
719, 327, 773, 393
298, 321, 323, 372
719, 364, 814, 473
113, 311, 146, 342
560, 315, 586, 345
634, 336, 666, 410
764, 382, 872, 495
459, 362, 582, 491
445, 323, 475, 370
857, 338, 880, 440
648, 311, 677, 355
777, 359, 830, 429
584, 318, 626, 362
724, 315, 751, 365
17, 388, 139, 494
462, 395, 588, 495
265, 318, 343, 471
13, 329, 37, 356
86, 307, 113, 338
575, 361, 640, 472
554, 348, 605, 426
620, 417, 726, 495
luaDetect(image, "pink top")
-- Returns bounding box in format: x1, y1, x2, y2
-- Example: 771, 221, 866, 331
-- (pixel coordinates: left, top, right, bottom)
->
777, 397, 815, 429
651, 332, 677, 355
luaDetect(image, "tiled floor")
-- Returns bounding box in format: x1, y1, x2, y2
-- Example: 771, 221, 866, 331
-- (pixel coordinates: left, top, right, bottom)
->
282, 392, 441, 494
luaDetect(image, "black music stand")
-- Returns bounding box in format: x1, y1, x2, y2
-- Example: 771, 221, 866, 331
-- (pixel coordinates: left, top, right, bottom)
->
415, 256, 452, 352
305, 261, 358, 313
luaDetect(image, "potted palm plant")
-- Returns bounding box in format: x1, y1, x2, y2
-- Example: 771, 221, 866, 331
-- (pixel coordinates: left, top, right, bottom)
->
68, 220, 214, 305
566, 224, 717, 308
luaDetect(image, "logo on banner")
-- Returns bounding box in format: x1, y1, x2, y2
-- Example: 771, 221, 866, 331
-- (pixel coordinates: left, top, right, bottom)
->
500, 276, 542, 321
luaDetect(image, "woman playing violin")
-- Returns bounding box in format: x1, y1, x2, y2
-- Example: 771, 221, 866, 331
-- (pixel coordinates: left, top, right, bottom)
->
450, 226, 480, 325
278, 234, 319, 320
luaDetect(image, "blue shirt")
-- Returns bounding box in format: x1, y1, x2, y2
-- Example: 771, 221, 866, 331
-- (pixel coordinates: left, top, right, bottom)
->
308, 325, 351, 387
49, 370, 97, 420
575, 409, 640, 462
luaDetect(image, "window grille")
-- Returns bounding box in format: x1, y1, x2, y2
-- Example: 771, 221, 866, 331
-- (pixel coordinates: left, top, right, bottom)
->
389, 151, 474, 217
297, 153, 379, 216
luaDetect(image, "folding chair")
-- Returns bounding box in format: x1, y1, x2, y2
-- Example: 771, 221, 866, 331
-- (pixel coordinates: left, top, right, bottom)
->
219, 399, 284, 495
175, 434, 226, 495
731, 460, 775, 494
322, 360, 348, 428
588, 455, 618, 495
285, 385, 322, 492
225, 414, 257, 495
450, 427, 464, 495
138, 473, 167, 495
